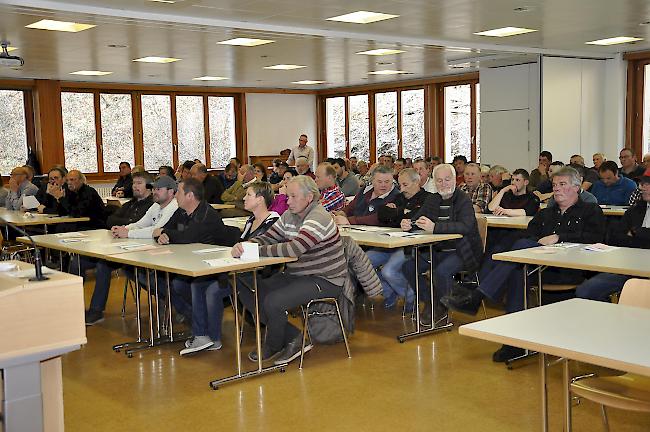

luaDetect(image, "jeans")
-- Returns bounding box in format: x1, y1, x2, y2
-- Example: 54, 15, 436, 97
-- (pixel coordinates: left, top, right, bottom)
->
366, 248, 412, 302
237, 273, 342, 352
402, 250, 464, 307
576, 273, 631, 301
478, 238, 584, 313
70, 257, 122, 313
190, 277, 230, 341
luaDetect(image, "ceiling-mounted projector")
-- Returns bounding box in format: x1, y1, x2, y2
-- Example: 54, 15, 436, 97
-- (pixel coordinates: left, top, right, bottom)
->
0, 41, 24, 68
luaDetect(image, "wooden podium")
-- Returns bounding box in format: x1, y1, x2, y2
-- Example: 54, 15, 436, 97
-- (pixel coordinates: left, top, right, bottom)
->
0, 261, 86, 432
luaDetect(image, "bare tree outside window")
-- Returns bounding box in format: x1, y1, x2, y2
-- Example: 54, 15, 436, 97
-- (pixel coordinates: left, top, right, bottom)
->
444, 85, 471, 162
0, 90, 28, 175
100, 93, 134, 172
62, 92, 98, 173
375, 91, 398, 159
643, 65, 650, 155
176, 96, 205, 163
326, 97, 346, 158
349, 94, 369, 161
208, 96, 236, 168
401, 89, 425, 160
142, 95, 173, 170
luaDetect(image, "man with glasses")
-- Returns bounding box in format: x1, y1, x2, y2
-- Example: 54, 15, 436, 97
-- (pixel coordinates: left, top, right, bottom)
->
619, 148, 646, 183
529, 151, 553, 189
35, 167, 68, 214
5, 166, 39, 211
286, 134, 314, 167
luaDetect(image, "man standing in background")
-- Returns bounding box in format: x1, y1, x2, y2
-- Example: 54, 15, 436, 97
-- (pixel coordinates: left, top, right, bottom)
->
287, 134, 314, 166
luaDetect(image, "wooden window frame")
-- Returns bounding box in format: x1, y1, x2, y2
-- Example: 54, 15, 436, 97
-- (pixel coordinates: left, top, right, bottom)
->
624, 54, 650, 160
0, 87, 34, 178
438, 80, 480, 162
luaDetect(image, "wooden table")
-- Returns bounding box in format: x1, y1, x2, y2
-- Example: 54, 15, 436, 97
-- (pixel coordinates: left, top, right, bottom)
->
481, 215, 532, 230
600, 205, 628, 217
223, 216, 248, 231
460, 299, 650, 432
0, 261, 85, 432
210, 203, 236, 210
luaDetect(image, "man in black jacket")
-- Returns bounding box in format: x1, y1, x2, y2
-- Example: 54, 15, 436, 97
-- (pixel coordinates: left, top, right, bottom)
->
52, 170, 106, 230
35, 167, 68, 214
575, 172, 650, 301
112, 162, 133, 198
190, 163, 224, 204
106, 171, 154, 227
442, 166, 606, 362
401, 163, 483, 326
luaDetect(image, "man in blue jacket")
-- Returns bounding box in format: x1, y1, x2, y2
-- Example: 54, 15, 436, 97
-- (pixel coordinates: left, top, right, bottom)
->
590, 160, 636, 205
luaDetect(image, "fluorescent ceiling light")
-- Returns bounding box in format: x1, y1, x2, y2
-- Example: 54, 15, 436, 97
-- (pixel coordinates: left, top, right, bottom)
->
218, 38, 275, 47
474, 27, 537, 37
26, 19, 95, 33
148, 0, 176, 3
292, 80, 326, 85
133, 56, 181, 63
368, 69, 409, 75
264, 64, 306, 70
327, 11, 399, 24
357, 48, 405, 56
586, 36, 643, 45
193, 76, 228, 81
70, 70, 113, 76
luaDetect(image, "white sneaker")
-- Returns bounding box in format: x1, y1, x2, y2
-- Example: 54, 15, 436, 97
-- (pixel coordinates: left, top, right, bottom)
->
207, 340, 223, 351
180, 336, 213, 356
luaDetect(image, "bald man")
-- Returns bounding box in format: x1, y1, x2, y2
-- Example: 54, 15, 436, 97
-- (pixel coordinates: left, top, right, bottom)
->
191, 163, 224, 204
52, 170, 106, 230
5, 166, 39, 210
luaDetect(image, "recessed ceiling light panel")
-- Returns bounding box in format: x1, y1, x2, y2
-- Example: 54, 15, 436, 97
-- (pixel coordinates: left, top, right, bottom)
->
26, 19, 95, 32
292, 80, 326, 85
193, 76, 229, 81
368, 69, 409, 75
133, 56, 181, 63
474, 27, 537, 37
263, 64, 307, 70
586, 36, 643, 45
357, 48, 405, 56
327, 11, 399, 24
218, 38, 275, 47
70, 70, 113, 76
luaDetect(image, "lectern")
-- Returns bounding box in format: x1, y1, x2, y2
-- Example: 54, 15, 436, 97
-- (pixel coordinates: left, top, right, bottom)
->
0, 261, 86, 432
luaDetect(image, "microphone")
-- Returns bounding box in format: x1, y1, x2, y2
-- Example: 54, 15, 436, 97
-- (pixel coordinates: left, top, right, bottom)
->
0, 216, 49, 281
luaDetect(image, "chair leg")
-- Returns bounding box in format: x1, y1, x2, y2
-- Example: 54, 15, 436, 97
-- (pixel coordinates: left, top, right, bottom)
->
333, 300, 351, 359
600, 405, 609, 432
481, 300, 488, 320
299, 305, 310, 370
121, 278, 129, 317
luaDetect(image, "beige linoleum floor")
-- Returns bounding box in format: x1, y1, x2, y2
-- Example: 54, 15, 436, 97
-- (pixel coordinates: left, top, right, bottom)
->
59, 276, 650, 431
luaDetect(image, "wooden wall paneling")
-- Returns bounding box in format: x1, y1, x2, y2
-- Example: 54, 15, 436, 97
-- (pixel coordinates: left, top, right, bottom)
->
23, 90, 37, 168
132, 93, 144, 167
436, 84, 446, 159
396, 90, 403, 158
344, 96, 350, 159
470, 83, 477, 161
316, 96, 327, 164
369, 93, 377, 164
424, 85, 432, 159
203, 95, 211, 168
62, 81, 315, 95
93, 92, 105, 174
236, 94, 248, 165
170, 94, 179, 168
33, 80, 64, 172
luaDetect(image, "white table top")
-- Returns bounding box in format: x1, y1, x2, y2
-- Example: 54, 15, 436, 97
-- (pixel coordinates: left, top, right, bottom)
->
460, 299, 650, 377
492, 244, 650, 278
210, 203, 236, 210
481, 215, 532, 230
223, 217, 248, 231
340, 225, 462, 248
0, 208, 90, 226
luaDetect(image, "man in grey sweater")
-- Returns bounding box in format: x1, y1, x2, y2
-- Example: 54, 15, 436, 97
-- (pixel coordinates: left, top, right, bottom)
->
5, 166, 38, 210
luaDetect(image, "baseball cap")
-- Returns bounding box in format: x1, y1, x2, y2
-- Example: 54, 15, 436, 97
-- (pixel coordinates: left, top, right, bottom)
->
153, 175, 178, 191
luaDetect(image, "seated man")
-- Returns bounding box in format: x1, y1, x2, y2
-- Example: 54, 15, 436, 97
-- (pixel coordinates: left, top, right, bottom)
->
5, 166, 39, 210
488, 169, 540, 217
112, 161, 133, 198
368, 168, 431, 309
269, 159, 285, 185
53, 170, 106, 230
452, 155, 467, 185
629, 167, 650, 206
576, 172, 650, 301
295, 156, 315, 179
218, 163, 237, 190
413, 159, 436, 193
401, 163, 483, 325
35, 167, 68, 214
533, 161, 564, 202
393, 158, 406, 178
569, 155, 599, 190
158, 165, 176, 180
529, 150, 552, 189
315, 163, 345, 212
332, 158, 360, 197
487, 165, 510, 193
458, 163, 492, 213
590, 160, 636, 206
191, 163, 224, 204
442, 166, 606, 362
333, 165, 400, 226
220, 164, 256, 217
233, 176, 347, 364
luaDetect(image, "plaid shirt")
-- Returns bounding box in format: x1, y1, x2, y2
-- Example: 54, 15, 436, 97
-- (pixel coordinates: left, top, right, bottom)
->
320, 185, 345, 212
459, 182, 493, 213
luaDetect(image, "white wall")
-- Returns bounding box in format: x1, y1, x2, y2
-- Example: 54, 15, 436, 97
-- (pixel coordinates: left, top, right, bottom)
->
245, 93, 317, 165
603, 55, 627, 160
479, 62, 540, 172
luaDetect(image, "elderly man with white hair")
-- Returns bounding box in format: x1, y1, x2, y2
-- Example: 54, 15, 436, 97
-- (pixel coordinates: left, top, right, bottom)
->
442, 166, 606, 363
52, 169, 106, 230
233, 175, 347, 365
400, 163, 483, 327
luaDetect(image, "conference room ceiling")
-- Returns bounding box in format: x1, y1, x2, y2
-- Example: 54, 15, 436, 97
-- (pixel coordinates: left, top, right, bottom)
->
0, 0, 647, 89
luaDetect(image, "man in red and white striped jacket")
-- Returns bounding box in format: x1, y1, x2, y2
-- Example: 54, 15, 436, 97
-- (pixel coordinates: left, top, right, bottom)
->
232, 175, 347, 365
315, 163, 345, 212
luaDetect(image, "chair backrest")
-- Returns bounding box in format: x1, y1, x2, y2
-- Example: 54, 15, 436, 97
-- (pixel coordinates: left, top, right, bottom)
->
475, 216, 488, 253
619, 279, 650, 309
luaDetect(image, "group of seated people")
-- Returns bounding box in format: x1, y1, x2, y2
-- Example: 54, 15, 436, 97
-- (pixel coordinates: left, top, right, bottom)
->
2, 146, 648, 366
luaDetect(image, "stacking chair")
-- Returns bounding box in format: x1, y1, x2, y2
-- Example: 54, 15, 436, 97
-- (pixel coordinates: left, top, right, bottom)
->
0, 229, 34, 262
299, 297, 351, 369
570, 279, 650, 431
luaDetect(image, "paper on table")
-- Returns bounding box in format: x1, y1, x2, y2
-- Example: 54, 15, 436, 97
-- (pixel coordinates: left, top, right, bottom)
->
54, 232, 88, 238
584, 243, 620, 252
22, 195, 40, 209
380, 231, 424, 238
193, 246, 231, 254
240, 242, 260, 261
203, 257, 243, 267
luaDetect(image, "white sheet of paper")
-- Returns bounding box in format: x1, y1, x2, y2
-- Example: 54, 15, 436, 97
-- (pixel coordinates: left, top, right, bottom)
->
240, 242, 260, 261
54, 232, 88, 238
193, 246, 231, 254
203, 257, 242, 267
22, 195, 40, 209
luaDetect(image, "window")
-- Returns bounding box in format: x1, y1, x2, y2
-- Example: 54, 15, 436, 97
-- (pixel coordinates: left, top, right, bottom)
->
348, 95, 370, 161
0, 90, 28, 175
326, 97, 346, 158
100, 93, 134, 172
62, 92, 98, 173
208, 96, 236, 168
141, 95, 173, 171
401, 89, 425, 160
444, 85, 471, 163
375, 91, 398, 158
476, 83, 481, 161
176, 95, 206, 164
642, 64, 650, 155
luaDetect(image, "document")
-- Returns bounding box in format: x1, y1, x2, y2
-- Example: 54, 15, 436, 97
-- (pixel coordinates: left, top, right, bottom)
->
203, 257, 243, 267
54, 232, 88, 238
22, 195, 40, 209
583, 243, 619, 252
240, 242, 260, 261
193, 246, 231, 254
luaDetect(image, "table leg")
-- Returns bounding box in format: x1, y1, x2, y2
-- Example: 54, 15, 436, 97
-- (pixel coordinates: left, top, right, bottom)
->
540, 352, 548, 432
3, 362, 44, 432
506, 264, 540, 368
563, 358, 572, 432
210, 269, 286, 389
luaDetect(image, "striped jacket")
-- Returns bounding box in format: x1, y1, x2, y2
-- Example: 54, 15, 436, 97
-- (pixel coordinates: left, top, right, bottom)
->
251, 201, 348, 286
320, 184, 346, 212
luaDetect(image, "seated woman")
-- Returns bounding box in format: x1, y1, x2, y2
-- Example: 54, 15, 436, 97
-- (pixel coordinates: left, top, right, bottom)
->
253, 162, 269, 182
233, 176, 347, 365
179, 182, 279, 356
269, 170, 294, 215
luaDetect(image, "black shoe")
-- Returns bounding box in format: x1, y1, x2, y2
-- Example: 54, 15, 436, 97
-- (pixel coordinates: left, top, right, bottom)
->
441, 290, 483, 316
85, 309, 104, 326
274, 334, 313, 365
247, 345, 282, 363
492, 345, 526, 363
418, 303, 448, 327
